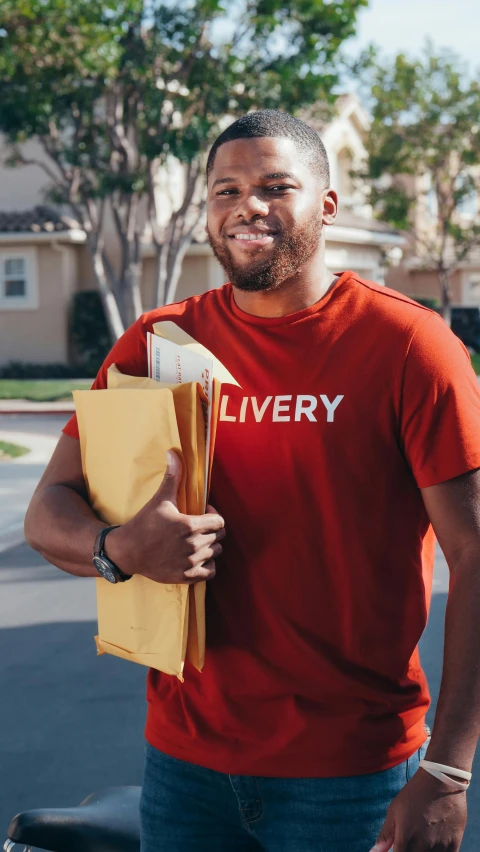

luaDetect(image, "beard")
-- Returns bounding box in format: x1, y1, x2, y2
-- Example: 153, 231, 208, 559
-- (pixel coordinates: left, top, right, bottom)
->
207, 212, 323, 292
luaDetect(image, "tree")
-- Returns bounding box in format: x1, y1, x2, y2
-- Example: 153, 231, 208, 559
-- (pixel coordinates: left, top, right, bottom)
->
359, 46, 480, 325
0, 0, 367, 338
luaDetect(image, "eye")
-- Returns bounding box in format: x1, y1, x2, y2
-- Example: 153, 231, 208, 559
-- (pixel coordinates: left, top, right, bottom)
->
268, 185, 294, 192
217, 188, 239, 196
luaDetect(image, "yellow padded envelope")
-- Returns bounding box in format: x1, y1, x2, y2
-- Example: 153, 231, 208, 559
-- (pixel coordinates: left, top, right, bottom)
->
106, 365, 208, 673
74, 384, 207, 680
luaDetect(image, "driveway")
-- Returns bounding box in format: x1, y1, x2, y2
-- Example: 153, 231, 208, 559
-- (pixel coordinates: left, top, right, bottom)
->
0, 414, 69, 552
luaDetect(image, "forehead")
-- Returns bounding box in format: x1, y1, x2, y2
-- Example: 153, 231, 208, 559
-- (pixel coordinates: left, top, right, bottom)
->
209, 136, 311, 184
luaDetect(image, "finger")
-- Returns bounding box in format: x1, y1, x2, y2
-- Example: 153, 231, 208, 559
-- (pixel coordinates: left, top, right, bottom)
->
184, 560, 216, 582
207, 504, 221, 514
188, 511, 225, 534
370, 843, 393, 852
154, 450, 183, 508
188, 542, 223, 567
193, 528, 226, 549
370, 827, 395, 852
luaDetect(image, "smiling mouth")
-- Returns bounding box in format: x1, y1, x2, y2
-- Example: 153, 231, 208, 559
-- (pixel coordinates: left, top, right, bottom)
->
228, 232, 277, 246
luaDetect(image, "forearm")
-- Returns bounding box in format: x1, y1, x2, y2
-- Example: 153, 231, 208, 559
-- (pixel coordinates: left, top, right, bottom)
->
426, 552, 480, 771
25, 483, 104, 577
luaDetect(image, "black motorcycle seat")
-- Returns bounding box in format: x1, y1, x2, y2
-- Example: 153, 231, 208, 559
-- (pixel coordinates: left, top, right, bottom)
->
7, 786, 141, 852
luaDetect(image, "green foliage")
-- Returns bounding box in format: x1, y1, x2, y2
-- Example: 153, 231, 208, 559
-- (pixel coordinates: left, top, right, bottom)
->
0, 0, 367, 321
0, 0, 368, 194
0, 439, 30, 458
0, 362, 93, 378
471, 353, 480, 375
0, 379, 91, 400
361, 45, 480, 246
359, 45, 480, 317
69, 290, 112, 374
411, 297, 440, 310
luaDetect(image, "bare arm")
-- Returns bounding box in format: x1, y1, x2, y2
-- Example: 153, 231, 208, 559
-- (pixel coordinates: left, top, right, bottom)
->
421, 468, 480, 772
373, 468, 480, 852
24, 434, 104, 577
25, 436, 225, 584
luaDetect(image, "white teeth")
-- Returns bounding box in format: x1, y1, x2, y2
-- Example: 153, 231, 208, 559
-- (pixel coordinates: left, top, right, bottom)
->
234, 233, 272, 240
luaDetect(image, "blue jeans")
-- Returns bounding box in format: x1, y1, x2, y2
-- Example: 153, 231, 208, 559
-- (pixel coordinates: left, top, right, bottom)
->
140, 738, 429, 851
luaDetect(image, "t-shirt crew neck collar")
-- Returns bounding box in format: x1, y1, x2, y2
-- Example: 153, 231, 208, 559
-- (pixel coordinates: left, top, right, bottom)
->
227, 270, 355, 327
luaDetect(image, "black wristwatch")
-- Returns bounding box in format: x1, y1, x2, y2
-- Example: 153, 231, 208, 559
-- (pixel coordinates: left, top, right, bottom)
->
93, 525, 132, 584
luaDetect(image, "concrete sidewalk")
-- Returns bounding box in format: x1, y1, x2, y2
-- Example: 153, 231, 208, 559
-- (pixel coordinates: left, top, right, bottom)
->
0, 399, 75, 415
0, 429, 58, 552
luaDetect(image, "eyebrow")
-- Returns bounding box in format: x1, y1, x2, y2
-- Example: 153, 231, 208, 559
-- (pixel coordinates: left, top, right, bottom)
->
212, 177, 238, 188
212, 171, 298, 188
263, 172, 297, 181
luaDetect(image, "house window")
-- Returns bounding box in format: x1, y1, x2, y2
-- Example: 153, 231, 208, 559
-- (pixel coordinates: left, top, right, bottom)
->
5, 258, 27, 297
0, 249, 39, 310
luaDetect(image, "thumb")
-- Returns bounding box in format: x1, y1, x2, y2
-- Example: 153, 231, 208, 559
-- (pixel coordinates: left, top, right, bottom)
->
370, 816, 395, 852
156, 450, 183, 508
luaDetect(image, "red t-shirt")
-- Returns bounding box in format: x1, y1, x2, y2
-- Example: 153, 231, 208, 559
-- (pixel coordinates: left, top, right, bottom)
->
63, 271, 480, 777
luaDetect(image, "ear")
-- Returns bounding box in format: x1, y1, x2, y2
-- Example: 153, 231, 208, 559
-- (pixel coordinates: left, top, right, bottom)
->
322, 189, 338, 226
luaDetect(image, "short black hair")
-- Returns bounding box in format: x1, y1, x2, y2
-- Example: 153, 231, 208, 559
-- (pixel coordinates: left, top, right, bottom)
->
206, 109, 330, 185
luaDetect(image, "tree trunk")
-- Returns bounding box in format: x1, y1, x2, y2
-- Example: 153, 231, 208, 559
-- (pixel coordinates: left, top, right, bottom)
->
127, 258, 144, 321
438, 267, 452, 327
91, 247, 125, 340
165, 243, 189, 305
155, 243, 168, 307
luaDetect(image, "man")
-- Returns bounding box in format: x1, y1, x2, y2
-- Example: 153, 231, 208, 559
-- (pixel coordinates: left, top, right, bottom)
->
25, 110, 480, 852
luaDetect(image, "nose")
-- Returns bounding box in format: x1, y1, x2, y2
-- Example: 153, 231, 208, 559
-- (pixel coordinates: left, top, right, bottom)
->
235, 192, 269, 220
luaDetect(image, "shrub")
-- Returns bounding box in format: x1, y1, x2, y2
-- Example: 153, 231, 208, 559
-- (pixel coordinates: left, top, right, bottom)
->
0, 361, 92, 379
69, 290, 112, 375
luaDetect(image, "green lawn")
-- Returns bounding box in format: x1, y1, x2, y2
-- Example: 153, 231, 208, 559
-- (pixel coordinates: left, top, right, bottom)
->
0, 439, 30, 459
0, 379, 91, 402
471, 353, 480, 376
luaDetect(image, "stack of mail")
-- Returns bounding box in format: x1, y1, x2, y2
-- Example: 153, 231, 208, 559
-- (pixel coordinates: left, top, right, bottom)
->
73, 322, 237, 680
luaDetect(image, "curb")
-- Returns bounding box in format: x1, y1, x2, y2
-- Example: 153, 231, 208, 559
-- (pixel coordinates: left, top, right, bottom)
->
0, 401, 75, 415
0, 430, 58, 553
0, 525, 26, 554
0, 430, 59, 464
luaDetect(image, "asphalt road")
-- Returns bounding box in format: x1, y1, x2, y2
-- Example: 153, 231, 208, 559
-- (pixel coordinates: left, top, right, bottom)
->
1, 542, 480, 850
0, 413, 70, 437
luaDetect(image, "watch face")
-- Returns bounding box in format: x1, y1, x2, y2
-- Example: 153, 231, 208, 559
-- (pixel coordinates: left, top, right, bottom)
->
93, 556, 118, 583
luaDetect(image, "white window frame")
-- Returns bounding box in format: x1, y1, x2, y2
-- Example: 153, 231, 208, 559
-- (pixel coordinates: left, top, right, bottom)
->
0, 247, 39, 310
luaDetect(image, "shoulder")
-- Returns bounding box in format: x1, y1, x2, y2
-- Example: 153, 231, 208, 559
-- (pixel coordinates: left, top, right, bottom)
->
350, 274, 436, 330
353, 274, 470, 359
138, 286, 229, 337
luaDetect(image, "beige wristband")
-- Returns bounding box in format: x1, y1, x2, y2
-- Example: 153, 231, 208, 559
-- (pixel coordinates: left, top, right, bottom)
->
419, 759, 471, 791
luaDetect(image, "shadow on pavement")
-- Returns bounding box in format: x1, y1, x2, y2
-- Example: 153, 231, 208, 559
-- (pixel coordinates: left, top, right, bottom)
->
0, 619, 146, 837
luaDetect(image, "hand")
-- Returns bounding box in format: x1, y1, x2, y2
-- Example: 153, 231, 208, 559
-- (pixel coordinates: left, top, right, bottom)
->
371, 767, 467, 852
107, 450, 225, 584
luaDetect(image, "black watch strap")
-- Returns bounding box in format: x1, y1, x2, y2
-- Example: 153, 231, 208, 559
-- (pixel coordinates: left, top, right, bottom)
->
94, 525, 132, 581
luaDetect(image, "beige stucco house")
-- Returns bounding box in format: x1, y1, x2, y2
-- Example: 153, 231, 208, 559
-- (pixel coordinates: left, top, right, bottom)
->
0, 95, 405, 368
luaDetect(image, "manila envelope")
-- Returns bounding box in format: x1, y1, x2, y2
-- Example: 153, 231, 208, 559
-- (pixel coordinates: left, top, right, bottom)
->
74, 383, 207, 680
106, 365, 208, 672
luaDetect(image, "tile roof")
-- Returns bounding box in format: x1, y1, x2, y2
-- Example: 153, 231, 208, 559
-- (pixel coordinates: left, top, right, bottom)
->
0, 206, 80, 233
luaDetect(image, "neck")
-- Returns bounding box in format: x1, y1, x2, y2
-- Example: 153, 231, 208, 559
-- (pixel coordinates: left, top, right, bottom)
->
232, 257, 338, 319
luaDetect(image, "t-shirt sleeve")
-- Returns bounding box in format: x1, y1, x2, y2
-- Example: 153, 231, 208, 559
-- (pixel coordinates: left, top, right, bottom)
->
62, 316, 148, 440
400, 312, 480, 488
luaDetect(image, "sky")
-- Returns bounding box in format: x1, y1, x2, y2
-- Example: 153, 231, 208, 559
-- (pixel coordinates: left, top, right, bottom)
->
344, 0, 480, 71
